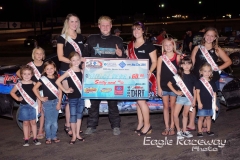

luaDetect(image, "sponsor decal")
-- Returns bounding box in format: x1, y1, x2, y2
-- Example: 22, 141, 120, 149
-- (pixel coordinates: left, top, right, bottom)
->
86, 60, 103, 68
100, 88, 112, 93
84, 87, 97, 93
114, 86, 124, 95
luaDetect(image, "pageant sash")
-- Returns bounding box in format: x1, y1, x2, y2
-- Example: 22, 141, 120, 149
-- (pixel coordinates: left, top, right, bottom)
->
61, 34, 82, 55
40, 76, 59, 98
161, 54, 177, 75
67, 69, 82, 94
27, 62, 41, 80
200, 77, 217, 120
173, 75, 194, 111
128, 41, 157, 94
199, 45, 219, 72
16, 82, 38, 121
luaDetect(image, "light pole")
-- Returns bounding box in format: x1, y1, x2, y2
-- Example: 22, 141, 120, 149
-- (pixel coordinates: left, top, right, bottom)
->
158, 3, 164, 21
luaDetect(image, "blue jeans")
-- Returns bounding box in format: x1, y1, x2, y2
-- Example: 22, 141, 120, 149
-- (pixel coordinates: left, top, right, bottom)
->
42, 99, 59, 140
69, 98, 84, 123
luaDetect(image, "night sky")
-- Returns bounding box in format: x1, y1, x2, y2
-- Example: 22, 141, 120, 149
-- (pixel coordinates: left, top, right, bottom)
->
0, 0, 239, 23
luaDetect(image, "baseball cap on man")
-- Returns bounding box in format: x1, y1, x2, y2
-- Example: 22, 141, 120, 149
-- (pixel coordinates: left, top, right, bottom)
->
114, 28, 121, 33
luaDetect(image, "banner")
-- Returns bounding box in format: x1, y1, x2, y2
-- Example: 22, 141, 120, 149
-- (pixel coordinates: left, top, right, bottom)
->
82, 58, 149, 99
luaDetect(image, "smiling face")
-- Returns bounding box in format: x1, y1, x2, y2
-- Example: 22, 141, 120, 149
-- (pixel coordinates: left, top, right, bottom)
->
70, 55, 81, 67
132, 25, 144, 39
163, 40, 174, 53
68, 16, 79, 31
44, 64, 56, 77
98, 19, 112, 36
21, 69, 33, 81
33, 49, 44, 61
204, 30, 216, 44
200, 65, 212, 79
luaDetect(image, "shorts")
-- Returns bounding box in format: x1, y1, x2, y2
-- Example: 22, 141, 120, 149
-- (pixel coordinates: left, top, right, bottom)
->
59, 70, 68, 80
162, 91, 177, 97
197, 109, 213, 117
18, 103, 36, 121
69, 98, 84, 123
176, 96, 191, 106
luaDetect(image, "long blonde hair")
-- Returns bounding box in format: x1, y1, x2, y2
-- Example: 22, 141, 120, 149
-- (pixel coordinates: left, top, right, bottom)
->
61, 13, 81, 45
161, 37, 177, 55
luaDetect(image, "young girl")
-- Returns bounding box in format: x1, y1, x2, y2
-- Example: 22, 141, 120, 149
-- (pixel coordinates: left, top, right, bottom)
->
195, 62, 218, 137
10, 65, 41, 146
17, 47, 45, 139
33, 61, 62, 144
56, 51, 85, 144
156, 37, 180, 136
167, 56, 197, 139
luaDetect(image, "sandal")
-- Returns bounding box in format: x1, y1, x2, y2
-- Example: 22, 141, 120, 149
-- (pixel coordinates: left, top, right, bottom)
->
168, 128, 175, 136
64, 125, 73, 137
37, 133, 45, 139
69, 140, 76, 145
52, 138, 60, 143
161, 129, 169, 136
45, 139, 52, 145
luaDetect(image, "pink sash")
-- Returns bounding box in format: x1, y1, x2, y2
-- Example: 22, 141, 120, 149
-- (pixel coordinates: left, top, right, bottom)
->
67, 69, 82, 94
61, 34, 82, 56
128, 41, 157, 95
16, 82, 38, 121
40, 76, 59, 98
161, 54, 177, 75
199, 77, 217, 120
27, 62, 41, 80
199, 45, 219, 71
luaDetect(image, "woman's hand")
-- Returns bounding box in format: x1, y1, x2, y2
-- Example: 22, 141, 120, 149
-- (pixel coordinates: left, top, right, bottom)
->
176, 90, 183, 96
198, 103, 203, 109
56, 102, 61, 110
65, 87, 74, 93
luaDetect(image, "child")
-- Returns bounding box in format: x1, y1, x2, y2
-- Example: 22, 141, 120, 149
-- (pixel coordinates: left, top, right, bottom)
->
10, 65, 41, 146
16, 47, 45, 139
167, 55, 197, 139
33, 60, 62, 144
195, 62, 218, 137
156, 37, 180, 136
56, 51, 85, 144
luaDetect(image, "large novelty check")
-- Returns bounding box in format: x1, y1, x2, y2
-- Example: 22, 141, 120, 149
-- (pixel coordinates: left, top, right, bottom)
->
82, 58, 149, 99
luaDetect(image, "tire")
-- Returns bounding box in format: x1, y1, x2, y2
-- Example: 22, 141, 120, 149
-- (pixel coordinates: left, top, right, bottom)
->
229, 52, 240, 67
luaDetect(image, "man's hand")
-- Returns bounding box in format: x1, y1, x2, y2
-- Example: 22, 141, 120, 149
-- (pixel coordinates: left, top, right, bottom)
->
115, 44, 122, 57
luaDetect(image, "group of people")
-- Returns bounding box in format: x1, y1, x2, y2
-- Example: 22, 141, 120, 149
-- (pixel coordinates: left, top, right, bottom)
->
10, 13, 232, 146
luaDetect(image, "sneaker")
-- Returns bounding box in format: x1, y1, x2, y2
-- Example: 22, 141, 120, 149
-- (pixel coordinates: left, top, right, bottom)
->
33, 139, 41, 145
182, 131, 193, 138
84, 127, 96, 135
23, 140, 29, 147
176, 131, 184, 139
206, 131, 214, 136
197, 132, 203, 137
113, 127, 121, 136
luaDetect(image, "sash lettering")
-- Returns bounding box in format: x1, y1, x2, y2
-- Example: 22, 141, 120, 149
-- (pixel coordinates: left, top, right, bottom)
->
67, 69, 82, 94
61, 34, 82, 56
41, 76, 59, 98
161, 54, 177, 75
199, 45, 219, 71
28, 62, 41, 80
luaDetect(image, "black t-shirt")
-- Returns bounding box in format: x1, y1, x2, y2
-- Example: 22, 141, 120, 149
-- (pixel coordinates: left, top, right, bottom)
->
183, 35, 193, 53
160, 53, 179, 91
170, 73, 197, 96
192, 47, 220, 82
28, 61, 43, 91
39, 76, 58, 100
67, 71, 82, 99
57, 34, 85, 71
131, 41, 156, 69
195, 79, 218, 109
20, 83, 36, 104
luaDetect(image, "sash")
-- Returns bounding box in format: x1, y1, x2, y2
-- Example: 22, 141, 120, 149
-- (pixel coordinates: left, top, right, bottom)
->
16, 82, 38, 121
27, 62, 41, 80
161, 54, 177, 75
61, 34, 82, 55
40, 76, 59, 98
173, 75, 194, 111
199, 77, 217, 120
67, 69, 82, 94
199, 45, 219, 72
128, 41, 157, 95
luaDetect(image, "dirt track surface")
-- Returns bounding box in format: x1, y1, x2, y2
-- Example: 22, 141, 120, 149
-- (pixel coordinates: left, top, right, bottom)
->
0, 105, 240, 160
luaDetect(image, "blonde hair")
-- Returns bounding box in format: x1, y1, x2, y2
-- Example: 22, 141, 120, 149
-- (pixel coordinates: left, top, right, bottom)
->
199, 62, 213, 79
32, 47, 45, 60
68, 51, 81, 68
98, 16, 112, 25
61, 13, 81, 45
20, 65, 34, 79
161, 37, 177, 55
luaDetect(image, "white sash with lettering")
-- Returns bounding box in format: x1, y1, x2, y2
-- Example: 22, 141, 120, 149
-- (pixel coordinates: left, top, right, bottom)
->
199, 77, 217, 120
16, 82, 38, 121
199, 45, 219, 72
67, 69, 82, 94
61, 34, 82, 55
173, 75, 194, 111
161, 54, 177, 75
27, 62, 41, 80
40, 76, 59, 98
